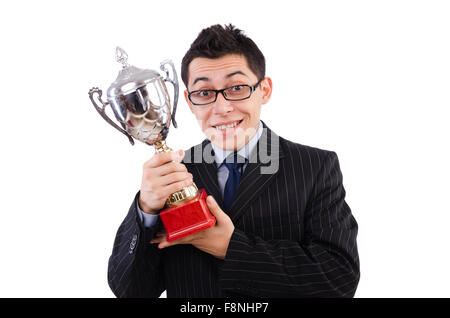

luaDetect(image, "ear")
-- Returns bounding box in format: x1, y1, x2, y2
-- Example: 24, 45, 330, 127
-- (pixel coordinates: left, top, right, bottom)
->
260, 77, 273, 105
184, 90, 194, 113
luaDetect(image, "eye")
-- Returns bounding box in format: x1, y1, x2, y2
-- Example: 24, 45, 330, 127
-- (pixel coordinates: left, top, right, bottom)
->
198, 90, 212, 97
231, 85, 244, 91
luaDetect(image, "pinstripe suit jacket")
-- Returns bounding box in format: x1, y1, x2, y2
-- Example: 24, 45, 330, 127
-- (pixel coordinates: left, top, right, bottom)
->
108, 123, 360, 297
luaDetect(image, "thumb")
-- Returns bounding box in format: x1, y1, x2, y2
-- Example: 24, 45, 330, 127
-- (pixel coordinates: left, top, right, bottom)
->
206, 195, 227, 221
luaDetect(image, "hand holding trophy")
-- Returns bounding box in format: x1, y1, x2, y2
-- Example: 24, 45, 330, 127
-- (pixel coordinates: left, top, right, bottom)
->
88, 47, 215, 241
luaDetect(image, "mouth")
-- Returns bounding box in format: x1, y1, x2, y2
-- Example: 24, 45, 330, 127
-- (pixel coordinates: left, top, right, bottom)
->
212, 119, 243, 131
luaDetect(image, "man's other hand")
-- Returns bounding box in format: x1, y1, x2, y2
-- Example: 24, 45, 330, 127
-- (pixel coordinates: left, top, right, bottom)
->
150, 195, 234, 259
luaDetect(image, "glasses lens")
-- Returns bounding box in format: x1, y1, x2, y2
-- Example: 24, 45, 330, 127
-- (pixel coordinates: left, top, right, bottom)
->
190, 90, 216, 105
223, 85, 251, 100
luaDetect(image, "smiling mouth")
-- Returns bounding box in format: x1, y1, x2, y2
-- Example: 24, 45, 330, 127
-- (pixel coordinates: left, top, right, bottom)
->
213, 120, 243, 131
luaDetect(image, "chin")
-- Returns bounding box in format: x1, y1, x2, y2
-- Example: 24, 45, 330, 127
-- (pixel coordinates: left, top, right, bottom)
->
211, 135, 247, 151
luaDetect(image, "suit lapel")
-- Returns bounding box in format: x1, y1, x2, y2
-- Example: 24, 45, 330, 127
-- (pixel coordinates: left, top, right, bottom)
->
228, 124, 285, 222
197, 162, 224, 208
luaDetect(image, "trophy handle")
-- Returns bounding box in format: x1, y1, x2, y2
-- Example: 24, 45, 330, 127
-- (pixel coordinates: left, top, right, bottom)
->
88, 87, 135, 145
160, 59, 178, 128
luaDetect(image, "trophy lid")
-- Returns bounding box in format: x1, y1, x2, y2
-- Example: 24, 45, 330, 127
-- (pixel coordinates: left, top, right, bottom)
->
107, 47, 162, 98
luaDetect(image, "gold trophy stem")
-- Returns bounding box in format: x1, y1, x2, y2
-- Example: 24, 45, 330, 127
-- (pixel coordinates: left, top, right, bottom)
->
153, 140, 199, 207
154, 140, 172, 153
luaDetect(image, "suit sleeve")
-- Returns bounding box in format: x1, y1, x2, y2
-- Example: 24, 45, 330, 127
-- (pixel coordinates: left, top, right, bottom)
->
107, 192, 165, 298
219, 152, 360, 297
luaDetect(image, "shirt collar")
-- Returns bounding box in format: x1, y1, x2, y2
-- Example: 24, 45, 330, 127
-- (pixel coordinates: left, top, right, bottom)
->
211, 120, 263, 166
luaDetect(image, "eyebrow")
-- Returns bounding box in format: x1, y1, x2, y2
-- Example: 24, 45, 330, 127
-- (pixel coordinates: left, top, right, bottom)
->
226, 70, 248, 78
192, 71, 249, 86
193, 77, 209, 85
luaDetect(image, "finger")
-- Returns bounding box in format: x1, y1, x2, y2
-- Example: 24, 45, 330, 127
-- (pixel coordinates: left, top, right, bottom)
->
150, 236, 164, 244
169, 233, 197, 245
159, 172, 193, 187
158, 240, 173, 249
144, 150, 184, 168
159, 178, 195, 198
157, 236, 190, 249
150, 233, 172, 247
206, 195, 227, 222
156, 161, 188, 177
150, 236, 162, 243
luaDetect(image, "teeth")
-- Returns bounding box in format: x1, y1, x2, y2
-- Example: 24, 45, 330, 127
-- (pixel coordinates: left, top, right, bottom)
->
215, 121, 240, 130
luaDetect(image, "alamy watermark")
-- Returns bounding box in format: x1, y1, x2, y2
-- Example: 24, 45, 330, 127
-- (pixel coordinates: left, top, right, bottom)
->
183, 127, 280, 175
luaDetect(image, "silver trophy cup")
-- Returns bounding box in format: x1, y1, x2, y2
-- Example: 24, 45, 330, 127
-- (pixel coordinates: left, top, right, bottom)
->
88, 47, 198, 207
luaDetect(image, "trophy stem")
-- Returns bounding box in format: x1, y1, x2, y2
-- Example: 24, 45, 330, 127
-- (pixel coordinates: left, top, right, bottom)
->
154, 140, 172, 153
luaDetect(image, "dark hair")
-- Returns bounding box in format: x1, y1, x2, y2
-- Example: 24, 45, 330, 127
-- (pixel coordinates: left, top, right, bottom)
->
181, 24, 265, 87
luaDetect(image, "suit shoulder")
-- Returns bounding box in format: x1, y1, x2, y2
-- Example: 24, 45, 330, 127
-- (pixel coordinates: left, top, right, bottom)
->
278, 137, 343, 183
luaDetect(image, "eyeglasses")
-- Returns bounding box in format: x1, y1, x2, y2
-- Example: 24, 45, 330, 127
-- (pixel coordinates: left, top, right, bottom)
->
188, 79, 263, 106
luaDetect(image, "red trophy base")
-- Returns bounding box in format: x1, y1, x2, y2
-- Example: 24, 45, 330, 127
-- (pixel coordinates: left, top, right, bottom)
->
159, 188, 216, 242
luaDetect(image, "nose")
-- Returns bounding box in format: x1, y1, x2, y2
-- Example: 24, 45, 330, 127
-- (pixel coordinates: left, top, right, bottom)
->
212, 91, 234, 115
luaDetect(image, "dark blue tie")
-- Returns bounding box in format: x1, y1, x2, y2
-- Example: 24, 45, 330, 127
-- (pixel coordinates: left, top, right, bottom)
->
223, 154, 246, 212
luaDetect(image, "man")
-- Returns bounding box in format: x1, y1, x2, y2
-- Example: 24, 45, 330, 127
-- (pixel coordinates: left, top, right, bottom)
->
107, 24, 360, 297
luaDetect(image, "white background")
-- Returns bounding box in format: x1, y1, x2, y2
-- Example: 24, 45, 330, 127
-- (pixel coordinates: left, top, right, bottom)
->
0, 0, 449, 297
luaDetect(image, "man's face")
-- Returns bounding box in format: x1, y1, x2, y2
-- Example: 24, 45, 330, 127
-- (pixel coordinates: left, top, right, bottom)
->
184, 54, 272, 151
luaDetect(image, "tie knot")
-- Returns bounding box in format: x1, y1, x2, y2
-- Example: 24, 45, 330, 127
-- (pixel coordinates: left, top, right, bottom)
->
223, 153, 246, 172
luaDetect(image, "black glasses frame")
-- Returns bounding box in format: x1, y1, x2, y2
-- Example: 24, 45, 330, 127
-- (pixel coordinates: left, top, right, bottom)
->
188, 79, 264, 106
